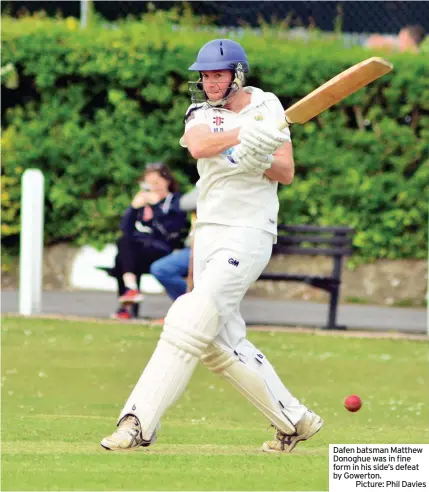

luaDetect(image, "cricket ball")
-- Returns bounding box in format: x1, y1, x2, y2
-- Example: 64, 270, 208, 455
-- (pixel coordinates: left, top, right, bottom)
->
344, 394, 362, 412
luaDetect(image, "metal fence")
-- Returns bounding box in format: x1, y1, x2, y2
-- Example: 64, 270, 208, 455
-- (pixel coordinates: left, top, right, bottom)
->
3, 1, 429, 35
179, 1, 429, 35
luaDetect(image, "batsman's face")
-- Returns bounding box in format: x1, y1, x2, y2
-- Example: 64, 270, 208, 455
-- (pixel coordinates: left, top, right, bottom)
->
201, 70, 233, 100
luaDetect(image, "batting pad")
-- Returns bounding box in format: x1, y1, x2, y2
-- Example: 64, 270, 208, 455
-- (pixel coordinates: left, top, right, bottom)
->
201, 341, 306, 434
118, 292, 219, 441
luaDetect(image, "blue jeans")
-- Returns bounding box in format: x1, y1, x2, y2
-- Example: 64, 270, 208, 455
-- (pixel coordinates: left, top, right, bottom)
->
149, 248, 191, 300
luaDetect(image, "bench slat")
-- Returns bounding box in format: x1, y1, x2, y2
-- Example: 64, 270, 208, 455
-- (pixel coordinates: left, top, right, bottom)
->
272, 245, 353, 256
259, 273, 337, 282
278, 224, 354, 234
276, 235, 352, 246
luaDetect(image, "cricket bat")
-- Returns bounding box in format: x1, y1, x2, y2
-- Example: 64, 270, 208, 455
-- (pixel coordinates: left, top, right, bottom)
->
279, 57, 393, 130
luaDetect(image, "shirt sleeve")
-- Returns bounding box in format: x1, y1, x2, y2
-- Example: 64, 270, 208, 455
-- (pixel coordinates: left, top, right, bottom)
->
120, 206, 140, 235
180, 104, 210, 148
151, 193, 189, 244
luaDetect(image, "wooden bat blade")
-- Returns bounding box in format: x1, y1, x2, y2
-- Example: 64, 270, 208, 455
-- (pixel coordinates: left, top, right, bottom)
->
284, 57, 393, 125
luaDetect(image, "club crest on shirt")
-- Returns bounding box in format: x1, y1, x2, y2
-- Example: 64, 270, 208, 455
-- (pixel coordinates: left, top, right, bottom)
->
213, 116, 224, 126
213, 115, 224, 133
254, 114, 264, 121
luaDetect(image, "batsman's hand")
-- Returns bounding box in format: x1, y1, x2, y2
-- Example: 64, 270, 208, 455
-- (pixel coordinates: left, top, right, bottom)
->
238, 122, 290, 155
232, 145, 274, 174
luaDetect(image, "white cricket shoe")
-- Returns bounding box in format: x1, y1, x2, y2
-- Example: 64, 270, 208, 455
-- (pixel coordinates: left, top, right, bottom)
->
101, 415, 156, 451
262, 410, 323, 453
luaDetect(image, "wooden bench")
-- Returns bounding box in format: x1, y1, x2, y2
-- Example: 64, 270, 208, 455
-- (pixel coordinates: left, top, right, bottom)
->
258, 224, 355, 330
98, 224, 354, 328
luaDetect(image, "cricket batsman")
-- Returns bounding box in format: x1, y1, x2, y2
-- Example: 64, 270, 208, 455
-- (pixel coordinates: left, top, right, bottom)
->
101, 38, 323, 453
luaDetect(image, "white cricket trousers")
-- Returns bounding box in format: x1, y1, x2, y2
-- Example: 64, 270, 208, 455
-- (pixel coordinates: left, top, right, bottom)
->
193, 224, 306, 423
193, 224, 273, 348
118, 223, 306, 435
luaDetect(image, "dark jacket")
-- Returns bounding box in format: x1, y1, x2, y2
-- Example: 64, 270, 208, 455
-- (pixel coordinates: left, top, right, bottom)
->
120, 192, 188, 253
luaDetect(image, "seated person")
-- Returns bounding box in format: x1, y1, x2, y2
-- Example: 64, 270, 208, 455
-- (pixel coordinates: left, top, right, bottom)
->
366, 25, 425, 53
111, 163, 188, 319
149, 246, 191, 301
149, 187, 199, 303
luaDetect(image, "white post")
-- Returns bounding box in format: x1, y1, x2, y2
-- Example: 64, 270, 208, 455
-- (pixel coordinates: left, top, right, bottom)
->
80, 0, 88, 28
19, 169, 44, 316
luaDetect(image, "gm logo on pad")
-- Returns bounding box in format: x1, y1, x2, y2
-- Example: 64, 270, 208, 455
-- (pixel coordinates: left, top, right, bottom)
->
228, 258, 239, 267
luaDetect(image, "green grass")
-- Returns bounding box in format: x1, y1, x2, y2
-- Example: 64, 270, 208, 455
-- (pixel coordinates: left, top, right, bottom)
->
1, 316, 428, 491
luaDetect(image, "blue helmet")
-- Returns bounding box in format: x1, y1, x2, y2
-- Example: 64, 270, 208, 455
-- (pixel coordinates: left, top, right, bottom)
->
188, 39, 249, 107
188, 39, 249, 72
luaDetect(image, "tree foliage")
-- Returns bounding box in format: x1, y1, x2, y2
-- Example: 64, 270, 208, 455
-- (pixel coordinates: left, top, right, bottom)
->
2, 13, 428, 263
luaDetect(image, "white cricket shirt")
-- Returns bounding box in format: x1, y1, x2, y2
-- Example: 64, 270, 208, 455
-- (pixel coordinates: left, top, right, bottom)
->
180, 87, 291, 236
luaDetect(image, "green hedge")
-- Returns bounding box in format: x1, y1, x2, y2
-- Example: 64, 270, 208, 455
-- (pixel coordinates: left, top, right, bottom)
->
2, 13, 428, 264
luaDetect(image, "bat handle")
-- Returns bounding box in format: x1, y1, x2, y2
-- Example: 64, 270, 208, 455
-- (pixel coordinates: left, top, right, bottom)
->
278, 119, 290, 131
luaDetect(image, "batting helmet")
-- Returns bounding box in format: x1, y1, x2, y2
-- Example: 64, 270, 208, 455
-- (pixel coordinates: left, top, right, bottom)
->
189, 39, 249, 72
187, 39, 249, 107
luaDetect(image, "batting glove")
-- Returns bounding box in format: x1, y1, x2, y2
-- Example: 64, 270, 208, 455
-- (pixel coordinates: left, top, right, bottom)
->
232, 145, 274, 175
238, 123, 290, 155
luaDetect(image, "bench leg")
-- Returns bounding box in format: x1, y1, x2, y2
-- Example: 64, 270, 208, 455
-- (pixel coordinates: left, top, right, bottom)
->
326, 286, 346, 330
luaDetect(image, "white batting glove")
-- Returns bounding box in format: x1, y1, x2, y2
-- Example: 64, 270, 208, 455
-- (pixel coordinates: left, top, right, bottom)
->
238, 123, 290, 155
232, 145, 274, 174
239, 134, 277, 155
241, 153, 274, 175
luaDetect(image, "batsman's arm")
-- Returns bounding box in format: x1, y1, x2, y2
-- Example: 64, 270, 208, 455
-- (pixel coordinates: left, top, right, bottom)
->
264, 142, 295, 185
184, 124, 240, 159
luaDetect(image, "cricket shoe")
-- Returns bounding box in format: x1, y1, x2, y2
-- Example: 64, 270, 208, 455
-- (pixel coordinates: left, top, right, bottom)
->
262, 410, 323, 453
101, 415, 157, 451
119, 289, 144, 304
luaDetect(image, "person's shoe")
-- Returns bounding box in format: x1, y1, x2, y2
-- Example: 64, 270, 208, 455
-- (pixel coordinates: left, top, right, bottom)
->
119, 289, 144, 304
262, 410, 323, 453
100, 415, 156, 451
110, 308, 132, 320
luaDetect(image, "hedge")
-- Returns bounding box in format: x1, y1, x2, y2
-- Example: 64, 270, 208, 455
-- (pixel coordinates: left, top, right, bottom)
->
2, 12, 428, 264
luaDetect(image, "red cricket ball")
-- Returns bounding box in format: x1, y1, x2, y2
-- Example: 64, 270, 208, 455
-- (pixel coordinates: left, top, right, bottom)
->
344, 394, 362, 412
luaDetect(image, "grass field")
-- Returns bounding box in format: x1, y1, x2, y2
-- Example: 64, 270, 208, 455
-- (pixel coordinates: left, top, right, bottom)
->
1, 316, 428, 491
